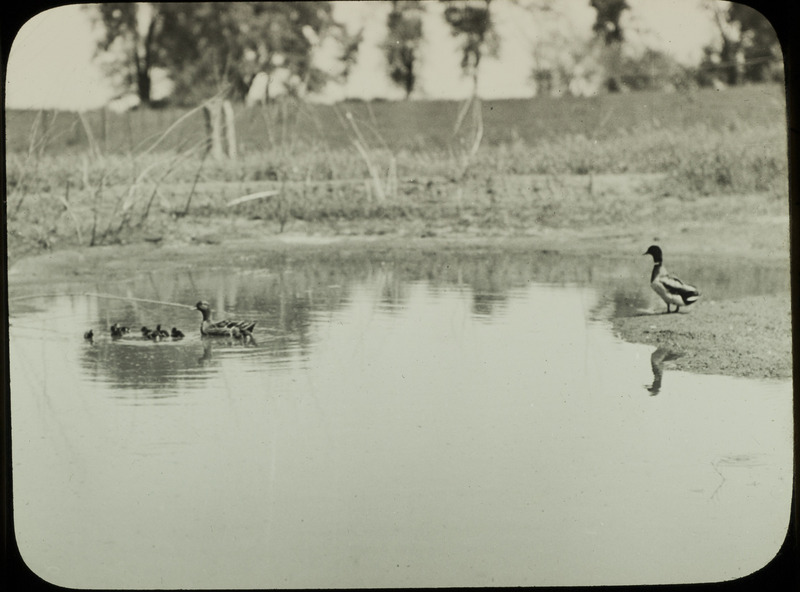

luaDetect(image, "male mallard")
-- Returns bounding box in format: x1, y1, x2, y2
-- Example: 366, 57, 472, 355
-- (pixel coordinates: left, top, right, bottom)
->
195, 301, 256, 337
110, 323, 130, 338
171, 327, 185, 339
644, 245, 701, 313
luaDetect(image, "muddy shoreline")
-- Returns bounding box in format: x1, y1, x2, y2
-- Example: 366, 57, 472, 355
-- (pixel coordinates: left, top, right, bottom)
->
612, 294, 792, 380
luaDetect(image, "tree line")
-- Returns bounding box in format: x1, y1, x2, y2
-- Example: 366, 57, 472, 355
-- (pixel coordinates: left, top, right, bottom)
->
90, 1, 782, 108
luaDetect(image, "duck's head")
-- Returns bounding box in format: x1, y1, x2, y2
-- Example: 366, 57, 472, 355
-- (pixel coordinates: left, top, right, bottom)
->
643, 245, 663, 263
196, 301, 211, 312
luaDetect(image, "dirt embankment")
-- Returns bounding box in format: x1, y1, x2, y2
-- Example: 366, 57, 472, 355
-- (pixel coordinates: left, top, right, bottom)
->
612, 294, 792, 380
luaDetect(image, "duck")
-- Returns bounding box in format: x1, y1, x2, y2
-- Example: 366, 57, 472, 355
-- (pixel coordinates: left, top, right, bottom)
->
83, 329, 94, 341
141, 326, 159, 340
643, 245, 701, 313
110, 323, 130, 338
171, 327, 185, 339
195, 301, 256, 338
140, 325, 167, 341
142, 326, 161, 341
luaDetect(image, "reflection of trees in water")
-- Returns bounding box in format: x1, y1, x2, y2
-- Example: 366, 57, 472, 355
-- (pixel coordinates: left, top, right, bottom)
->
80, 249, 787, 392
88, 250, 664, 340
590, 256, 788, 321
590, 285, 650, 320
377, 268, 409, 312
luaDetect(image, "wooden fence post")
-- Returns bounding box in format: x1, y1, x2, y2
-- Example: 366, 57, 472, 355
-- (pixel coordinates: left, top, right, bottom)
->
204, 98, 237, 160
203, 98, 224, 160
222, 100, 237, 160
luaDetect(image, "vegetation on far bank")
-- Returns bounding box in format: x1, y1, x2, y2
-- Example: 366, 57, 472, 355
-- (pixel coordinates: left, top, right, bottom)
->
5, 85, 789, 262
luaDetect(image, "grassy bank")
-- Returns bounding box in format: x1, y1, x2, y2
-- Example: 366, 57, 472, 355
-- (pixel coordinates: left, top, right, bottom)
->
5, 85, 789, 262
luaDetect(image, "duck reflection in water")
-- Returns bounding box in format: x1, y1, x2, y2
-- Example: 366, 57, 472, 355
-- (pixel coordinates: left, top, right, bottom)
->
646, 346, 683, 396
199, 341, 215, 365
197, 334, 256, 366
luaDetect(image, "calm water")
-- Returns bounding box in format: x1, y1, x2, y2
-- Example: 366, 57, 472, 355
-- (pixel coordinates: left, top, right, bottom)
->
9, 248, 792, 588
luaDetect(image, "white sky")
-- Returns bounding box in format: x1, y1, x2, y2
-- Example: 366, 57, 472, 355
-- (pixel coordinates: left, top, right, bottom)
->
5, 0, 721, 110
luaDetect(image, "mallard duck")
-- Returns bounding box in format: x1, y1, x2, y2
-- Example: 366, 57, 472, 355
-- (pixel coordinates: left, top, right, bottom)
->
171, 327, 185, 339
195, 301, 256, 337
644, 245, 701, 313
110, 323, 130, 338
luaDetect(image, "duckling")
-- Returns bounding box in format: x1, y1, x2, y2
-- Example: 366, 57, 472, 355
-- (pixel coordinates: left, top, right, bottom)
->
154, 324, 170, 339
110, 323, 130, 338
141, 326, 153, 339
643, 245, 701, 313
171, 327, 185, 339
195, 301, 256, 337
83, 329, 94, 341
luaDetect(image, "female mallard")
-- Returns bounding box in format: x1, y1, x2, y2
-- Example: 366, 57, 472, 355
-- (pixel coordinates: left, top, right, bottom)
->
644, 245, 701, 313
195, 301, 256, 337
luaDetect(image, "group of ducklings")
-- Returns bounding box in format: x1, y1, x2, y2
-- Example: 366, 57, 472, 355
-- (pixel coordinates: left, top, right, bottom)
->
141, 325, 185, 341
84, 323, 184, 342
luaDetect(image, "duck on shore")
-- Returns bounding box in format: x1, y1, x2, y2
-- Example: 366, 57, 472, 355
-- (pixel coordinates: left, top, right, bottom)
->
643, 245, 701, 313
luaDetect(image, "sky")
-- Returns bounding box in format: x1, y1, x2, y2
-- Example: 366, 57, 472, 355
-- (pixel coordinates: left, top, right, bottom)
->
5, 1, 722, 111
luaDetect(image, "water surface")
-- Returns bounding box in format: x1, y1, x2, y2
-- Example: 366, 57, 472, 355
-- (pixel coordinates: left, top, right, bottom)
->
9, 249, 792, 588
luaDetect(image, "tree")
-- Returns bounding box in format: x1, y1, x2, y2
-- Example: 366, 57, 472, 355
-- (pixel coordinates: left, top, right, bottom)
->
90, 3, 166, 106
441, 0, 499, 98
589, 0, 629, 44
698, 2, 781, 86
618, 48, 693, 91
383, 1, 425, 99
156, 2, 338, 104
588, 0, 629, 92
333, 24, 364, 89
90, 2, 349, 106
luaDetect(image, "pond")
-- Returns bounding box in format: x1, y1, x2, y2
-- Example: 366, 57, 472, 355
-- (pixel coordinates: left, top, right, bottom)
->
9, 247, 792, 588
